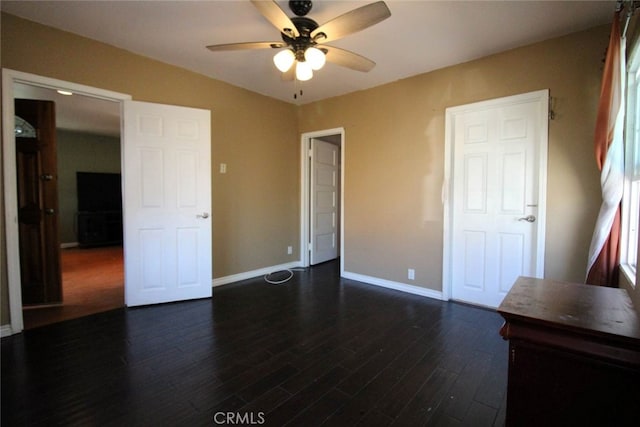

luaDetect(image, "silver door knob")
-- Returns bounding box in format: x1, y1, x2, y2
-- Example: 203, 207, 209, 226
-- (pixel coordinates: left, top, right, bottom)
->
197, 212, 209, 219
518, 215, 536, 223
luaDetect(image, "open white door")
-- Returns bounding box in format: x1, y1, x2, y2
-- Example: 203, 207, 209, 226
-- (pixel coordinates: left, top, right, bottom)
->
446, 90, 547, 308
123, 100, 211, 307
310, 138, 340, 265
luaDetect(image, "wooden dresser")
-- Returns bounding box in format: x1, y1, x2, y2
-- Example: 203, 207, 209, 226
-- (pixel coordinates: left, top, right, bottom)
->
498, 277, 640, 426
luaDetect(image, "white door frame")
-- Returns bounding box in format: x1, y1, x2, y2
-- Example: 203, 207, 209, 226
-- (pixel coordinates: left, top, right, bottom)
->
300, 128, 345, 273
2, 69, 131, 335
442, 89, 548, 302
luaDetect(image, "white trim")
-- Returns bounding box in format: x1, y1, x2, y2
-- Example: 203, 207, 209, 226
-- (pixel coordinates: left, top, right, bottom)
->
442, 108, 453, 302
442, 89, 549, 304
1, 324, 14, 338
621, 263, 637, 286
342, 271, 445, 301
212, 261, 303, 287
299, 128, 345, 274
2, 68, 131, 335
621, 42, 640, 287
60, 242, 79, 249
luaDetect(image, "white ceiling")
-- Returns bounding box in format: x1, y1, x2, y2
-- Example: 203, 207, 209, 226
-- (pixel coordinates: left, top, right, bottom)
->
2, 0, 616, 107
5, 0, 616, 136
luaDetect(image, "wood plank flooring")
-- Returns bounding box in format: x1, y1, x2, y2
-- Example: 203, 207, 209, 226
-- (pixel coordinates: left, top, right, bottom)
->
22, 246, 124, 329
2, 260, 507, 426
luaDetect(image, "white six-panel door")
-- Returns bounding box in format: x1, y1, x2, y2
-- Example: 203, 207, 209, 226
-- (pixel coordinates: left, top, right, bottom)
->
446, 91, 548, 308
123, 100, 212, 307
310, 138, 340, 265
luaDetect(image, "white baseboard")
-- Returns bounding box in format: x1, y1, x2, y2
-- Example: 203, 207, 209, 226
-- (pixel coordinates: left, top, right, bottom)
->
1, 324, 14, 338
342, 271, 445, 301
61, 242, 79, 249
211, 263, 445, 303
213, 261, 303, 287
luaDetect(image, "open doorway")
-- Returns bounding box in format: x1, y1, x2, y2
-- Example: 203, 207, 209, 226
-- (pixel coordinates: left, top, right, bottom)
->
4, 70, 213, 334
300, 128, 344, 272
15, 83, 124, 329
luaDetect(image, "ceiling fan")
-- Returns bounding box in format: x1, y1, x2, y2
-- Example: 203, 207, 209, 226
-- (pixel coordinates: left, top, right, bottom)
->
206, 0, 391, 82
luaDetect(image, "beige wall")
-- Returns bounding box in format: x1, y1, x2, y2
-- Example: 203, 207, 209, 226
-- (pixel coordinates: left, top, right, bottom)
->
0, 12, 613, 327
1, 13, 300, 325
298, 24, 609, 291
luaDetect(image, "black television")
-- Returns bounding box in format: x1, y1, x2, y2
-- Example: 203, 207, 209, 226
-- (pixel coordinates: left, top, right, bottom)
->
76, 172, 122, 212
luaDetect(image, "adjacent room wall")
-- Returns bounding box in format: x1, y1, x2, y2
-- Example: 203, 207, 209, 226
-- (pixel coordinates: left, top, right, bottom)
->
57, 130, 121, 245
298, 24, 609, 292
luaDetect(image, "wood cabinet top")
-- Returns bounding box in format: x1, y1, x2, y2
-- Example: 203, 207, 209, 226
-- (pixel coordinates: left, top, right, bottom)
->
498, 276, 640, 341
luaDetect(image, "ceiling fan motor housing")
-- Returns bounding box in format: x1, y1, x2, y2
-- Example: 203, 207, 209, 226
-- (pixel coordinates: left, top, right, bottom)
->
281, 16, 321, 57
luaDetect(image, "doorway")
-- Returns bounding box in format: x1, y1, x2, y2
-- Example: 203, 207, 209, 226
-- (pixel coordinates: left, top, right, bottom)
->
300, 128, 344, 271
4, 70, 213, 334
442, 90, 548, 308
2, 69, 131, 334
14, 83, 124, 329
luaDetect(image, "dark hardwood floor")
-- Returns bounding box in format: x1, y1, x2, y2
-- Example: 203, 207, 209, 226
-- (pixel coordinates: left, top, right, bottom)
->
2, 260, 507, 426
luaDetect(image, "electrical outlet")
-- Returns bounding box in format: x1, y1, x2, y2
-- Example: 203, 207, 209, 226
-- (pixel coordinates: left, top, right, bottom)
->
408, 268, 415, 280
287, 246, 293, 255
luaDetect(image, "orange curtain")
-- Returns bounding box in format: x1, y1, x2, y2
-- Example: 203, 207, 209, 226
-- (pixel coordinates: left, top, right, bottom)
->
586, 11, 624, 287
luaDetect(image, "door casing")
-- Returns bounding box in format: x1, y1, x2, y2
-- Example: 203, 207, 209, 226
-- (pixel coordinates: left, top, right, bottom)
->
442, 89, 548, 304
300, 128, 344, 272
2, 69, 131, 335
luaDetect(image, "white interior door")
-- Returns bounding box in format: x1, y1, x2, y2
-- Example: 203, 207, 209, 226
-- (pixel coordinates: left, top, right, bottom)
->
123, 100, 211, 307
310, 138, 340, 265
447, 91, 547, 308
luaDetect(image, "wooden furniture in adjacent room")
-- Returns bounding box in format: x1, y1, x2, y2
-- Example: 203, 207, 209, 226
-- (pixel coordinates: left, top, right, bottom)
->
498, 276, 640, 426
77, 211, 123, 246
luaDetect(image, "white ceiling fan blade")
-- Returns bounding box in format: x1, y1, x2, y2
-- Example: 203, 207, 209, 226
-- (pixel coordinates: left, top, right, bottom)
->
311, 1, 391, 43
323, 46, 376, 72
206, 41, 285, 51
251, 0, 300, 38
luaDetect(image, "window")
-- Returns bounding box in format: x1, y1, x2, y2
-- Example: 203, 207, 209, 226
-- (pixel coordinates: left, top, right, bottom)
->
622, 41, 640, 285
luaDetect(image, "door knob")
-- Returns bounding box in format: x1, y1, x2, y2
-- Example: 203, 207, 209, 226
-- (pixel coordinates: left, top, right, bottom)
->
40, 174, 53, 181
518, 215, 536, 223
197, 212, 209, 219
44, 208, 55, 215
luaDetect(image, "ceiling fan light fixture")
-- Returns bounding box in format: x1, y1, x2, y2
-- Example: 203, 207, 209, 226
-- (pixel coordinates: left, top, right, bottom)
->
296, 60, 313, 81
304, 47, 326, 70
273, 49, 295, 72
